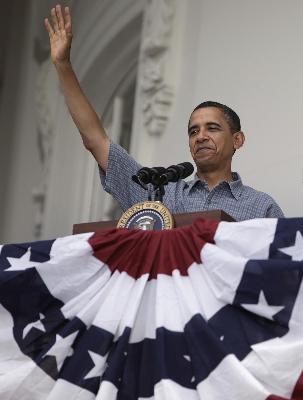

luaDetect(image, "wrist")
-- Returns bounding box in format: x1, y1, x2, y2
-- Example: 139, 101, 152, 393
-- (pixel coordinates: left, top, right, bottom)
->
54, 59, 72, 71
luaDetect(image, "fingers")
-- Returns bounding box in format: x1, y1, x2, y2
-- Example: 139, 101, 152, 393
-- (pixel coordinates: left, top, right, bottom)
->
50, 7, 59, 32
44, 18, 54, 37
64, 7, 73, 36
56, 5, 65, 30
45, 5, 73, 37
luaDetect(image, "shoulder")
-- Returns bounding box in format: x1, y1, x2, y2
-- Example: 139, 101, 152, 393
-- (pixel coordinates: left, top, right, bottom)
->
241, 183, 274, 201
240, 184, 284, 217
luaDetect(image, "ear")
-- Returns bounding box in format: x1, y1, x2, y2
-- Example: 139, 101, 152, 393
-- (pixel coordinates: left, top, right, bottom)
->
233, 131, 245, 150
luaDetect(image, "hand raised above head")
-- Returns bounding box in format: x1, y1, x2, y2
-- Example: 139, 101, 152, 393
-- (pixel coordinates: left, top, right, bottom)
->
44, 4, 73, 66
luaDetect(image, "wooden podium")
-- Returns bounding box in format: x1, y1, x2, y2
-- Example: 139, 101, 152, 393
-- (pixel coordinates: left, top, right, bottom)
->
73, 209, 234, 234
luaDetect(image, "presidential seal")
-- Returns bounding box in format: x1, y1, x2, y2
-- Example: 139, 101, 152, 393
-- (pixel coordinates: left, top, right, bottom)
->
117, 201, 174, 230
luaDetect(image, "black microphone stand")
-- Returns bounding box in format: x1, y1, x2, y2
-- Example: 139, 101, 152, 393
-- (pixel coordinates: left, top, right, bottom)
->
153, 183, 166, 202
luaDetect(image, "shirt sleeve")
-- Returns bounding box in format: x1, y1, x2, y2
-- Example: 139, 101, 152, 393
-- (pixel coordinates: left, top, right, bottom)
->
266, 200, 285, 218
99, 141, 149, 211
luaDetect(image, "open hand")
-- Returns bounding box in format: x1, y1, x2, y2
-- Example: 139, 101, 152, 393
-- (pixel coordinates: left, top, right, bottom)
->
44, 5, 73, 65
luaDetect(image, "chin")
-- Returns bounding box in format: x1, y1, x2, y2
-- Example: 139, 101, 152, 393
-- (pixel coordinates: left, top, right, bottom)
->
196, 162, 217, 173
194, 155, 214, 166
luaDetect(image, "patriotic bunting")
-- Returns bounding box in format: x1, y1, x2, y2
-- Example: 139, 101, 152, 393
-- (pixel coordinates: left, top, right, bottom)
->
0, 218, 303, 399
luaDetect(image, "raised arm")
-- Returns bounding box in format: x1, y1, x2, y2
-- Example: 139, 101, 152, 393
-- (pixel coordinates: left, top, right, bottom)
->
44, 5, 109, 171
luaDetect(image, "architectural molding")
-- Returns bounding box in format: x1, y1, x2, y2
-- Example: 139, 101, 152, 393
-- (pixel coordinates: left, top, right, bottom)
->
32, 58, 57, 238
140, 0, 176, 136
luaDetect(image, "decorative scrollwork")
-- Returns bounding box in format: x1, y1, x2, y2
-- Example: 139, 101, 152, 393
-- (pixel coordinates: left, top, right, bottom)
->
140, 0, 175, 136
32, 49, 55, 238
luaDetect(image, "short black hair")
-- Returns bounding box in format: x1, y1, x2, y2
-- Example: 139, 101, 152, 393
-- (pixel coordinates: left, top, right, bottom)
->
191, 101, 241, 133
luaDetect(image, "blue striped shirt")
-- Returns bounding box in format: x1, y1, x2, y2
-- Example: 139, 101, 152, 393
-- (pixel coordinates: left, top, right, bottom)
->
99, 142, 284, 221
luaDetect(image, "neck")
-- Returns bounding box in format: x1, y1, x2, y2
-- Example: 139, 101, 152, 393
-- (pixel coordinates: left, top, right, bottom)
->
197, 168, 233, 190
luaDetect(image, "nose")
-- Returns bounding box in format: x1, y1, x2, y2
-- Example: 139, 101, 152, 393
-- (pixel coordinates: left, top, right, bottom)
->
196, 128, 209, 141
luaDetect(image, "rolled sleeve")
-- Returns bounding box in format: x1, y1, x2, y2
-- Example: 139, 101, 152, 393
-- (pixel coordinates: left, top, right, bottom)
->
266, 201, 285, 218
99, 141, 148, 211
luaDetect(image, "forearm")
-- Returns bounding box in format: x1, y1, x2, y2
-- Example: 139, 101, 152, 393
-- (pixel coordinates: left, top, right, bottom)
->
45, 5, 109, 170
55, 61, 109, 168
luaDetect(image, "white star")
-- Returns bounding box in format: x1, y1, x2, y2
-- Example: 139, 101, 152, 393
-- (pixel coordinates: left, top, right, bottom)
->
23, 313, 46, 339
6, 247, 39, 271
241, 290, 284, 320
45, 331, 79, 370
279, 231, 303, 261
84, 350, 107, 380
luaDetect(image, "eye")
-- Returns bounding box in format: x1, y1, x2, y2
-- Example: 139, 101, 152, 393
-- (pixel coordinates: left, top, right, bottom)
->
208, 125, 220, 132
188, 128, 198, 137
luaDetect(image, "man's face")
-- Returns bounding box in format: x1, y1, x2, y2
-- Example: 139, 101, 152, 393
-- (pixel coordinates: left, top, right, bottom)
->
188, 107, 241, 173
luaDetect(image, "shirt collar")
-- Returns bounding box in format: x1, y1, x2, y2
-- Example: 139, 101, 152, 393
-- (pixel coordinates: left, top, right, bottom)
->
187, 172, 243, 200
228, 172, 243, 200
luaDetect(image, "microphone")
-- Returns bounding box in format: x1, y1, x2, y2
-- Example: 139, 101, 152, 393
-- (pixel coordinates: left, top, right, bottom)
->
132, 166, 166, 186
159, 162, 194, 185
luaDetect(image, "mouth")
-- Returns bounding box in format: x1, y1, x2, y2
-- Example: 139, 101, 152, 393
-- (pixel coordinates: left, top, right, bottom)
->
195, 146, 215, 154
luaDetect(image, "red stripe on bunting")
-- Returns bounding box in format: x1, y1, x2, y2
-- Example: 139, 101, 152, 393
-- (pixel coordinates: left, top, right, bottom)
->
89, 218, 218, 280
267, 371, 303, 400
292, 372, 303, 400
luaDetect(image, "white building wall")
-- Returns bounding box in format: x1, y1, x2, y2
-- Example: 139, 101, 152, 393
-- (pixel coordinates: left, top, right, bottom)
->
0, 1, 41, 243
195, 0, 303, 217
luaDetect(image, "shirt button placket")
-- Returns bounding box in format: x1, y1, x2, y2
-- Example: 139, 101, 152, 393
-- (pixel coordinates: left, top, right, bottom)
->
205, 195, 212, 209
